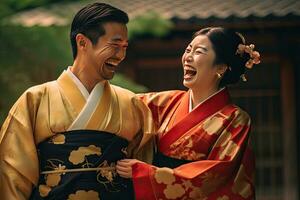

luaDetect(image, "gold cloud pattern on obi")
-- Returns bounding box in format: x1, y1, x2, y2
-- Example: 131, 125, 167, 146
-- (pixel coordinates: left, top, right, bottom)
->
69, 145, 102, 165
67, 190, 100, 200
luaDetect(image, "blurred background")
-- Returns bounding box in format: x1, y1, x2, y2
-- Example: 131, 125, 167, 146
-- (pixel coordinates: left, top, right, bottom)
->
0, 0, 299, 199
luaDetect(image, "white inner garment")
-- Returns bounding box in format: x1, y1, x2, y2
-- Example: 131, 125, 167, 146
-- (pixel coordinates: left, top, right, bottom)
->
66, 67, 104, 130
189, 87, 225, 112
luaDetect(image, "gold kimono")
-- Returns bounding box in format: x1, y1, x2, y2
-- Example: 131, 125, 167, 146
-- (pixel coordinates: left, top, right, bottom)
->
0, 70, 153, 200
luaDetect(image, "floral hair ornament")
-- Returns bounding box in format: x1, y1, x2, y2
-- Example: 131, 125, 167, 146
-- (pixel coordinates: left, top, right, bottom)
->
236, 44, 261, 69
236, 43, 261, 82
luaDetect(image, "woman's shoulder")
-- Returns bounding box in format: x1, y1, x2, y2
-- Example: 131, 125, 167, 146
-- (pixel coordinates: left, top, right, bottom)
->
230, 105, 251, 124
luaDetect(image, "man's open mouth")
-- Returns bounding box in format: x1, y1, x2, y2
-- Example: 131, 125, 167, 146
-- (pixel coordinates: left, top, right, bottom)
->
105, 61, 118, 70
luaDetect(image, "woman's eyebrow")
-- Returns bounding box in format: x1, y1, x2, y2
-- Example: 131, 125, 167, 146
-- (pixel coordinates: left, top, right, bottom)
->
195, 45, 208, 52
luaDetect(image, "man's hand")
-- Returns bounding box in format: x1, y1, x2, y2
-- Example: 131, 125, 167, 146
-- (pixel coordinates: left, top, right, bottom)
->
116, 159, 144, 178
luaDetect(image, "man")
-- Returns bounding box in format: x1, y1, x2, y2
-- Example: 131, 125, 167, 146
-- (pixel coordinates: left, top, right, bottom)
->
0, 3, 153, 200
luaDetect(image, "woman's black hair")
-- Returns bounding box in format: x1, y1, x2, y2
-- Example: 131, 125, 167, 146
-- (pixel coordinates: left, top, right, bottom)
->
193, 27, 250, 87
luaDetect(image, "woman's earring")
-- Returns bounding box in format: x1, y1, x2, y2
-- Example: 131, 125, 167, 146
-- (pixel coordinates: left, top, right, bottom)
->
217, 73, 222, 79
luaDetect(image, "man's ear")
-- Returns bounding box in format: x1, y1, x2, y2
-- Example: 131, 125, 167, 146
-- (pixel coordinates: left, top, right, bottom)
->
76, 33, 88, 49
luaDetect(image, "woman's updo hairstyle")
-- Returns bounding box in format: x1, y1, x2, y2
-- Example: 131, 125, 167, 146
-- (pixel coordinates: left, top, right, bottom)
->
193, 27, 250, 87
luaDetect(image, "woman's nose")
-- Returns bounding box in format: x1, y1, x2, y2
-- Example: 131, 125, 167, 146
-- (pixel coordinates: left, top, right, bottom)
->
184, 53, 193, 62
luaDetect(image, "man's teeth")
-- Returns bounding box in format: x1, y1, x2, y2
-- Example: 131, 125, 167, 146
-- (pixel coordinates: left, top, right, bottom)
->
105, 62, 117, 66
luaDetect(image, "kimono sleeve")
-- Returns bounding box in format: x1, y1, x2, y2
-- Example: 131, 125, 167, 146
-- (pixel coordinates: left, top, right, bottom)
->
0, 89, 41, 200
132, 109, 255, 200
136, 91, 185, 127
127, 96, 157, 163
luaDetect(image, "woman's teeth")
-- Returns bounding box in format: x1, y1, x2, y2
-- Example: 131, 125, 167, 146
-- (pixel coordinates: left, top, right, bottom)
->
184, 67, 197, 79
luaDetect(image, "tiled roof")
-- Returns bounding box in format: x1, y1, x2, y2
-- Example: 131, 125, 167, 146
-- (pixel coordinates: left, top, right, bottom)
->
5, 0, 300, 26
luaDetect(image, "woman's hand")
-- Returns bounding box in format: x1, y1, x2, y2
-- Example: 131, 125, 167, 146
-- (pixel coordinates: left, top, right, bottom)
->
116, 159, 144, 178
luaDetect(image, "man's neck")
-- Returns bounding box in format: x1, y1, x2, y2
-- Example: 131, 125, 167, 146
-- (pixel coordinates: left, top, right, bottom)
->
71, 59, 104, 93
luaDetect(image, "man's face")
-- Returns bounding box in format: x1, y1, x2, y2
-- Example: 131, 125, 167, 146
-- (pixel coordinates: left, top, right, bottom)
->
87, 22, 128, 80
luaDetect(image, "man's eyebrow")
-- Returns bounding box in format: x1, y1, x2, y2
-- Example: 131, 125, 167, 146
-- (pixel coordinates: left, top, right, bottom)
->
111, 36, 128, 43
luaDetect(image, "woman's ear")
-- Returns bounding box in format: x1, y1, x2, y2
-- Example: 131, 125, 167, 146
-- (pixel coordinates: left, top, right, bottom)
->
216, 64, 228, 76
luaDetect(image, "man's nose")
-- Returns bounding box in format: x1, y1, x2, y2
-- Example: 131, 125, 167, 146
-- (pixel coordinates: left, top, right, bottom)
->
114, 47, 126, 60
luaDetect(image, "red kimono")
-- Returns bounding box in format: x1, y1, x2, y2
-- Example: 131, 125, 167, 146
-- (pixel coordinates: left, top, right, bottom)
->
132, 88, 255, 200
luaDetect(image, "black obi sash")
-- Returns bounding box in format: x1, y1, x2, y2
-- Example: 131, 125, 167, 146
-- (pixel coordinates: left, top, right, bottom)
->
30, 130, 134, 200
153, 151, 192, 169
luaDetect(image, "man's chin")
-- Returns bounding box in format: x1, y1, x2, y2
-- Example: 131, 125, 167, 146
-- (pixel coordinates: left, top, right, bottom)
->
102, 72, 115, 81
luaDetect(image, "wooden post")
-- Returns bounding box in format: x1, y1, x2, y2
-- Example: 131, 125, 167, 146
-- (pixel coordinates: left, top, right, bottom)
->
280, 58, 299, 200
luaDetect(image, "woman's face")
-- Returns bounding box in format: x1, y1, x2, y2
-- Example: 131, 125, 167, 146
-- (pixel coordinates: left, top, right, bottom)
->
182, 35, 220, 91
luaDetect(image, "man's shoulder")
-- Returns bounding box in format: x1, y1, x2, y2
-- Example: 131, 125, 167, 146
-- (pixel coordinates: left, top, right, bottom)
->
20, 81, 55, 99
24, 81, 56, 96
110, 84, 135, 97
136, 90, 186, 102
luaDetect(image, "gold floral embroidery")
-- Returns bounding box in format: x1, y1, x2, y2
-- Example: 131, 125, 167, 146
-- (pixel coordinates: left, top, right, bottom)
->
69, 145, 102, 165
121, 147, 128, 156
45, 164, 66, 187
232, 165, 252, 198
182, 180, 207, 199
232, 110, 250, 128
45, 173, 62, 187
171, 148, 206, 160
154, 168, 176, 185
97, 160, 116, 182
217, 195, 229, 200
39, 184, 51, 197
218, 140, 239, 160
39, 162, 66, 197
67, 190, 100, 200
182, 180, 193, 188
169, 134, 206, 160
200, 172, 225, 195
189, 187, 207, 200
49, 134, 66, 144
156, 172, 224, 200
163, 183, 185, 199
202, 116, 224, 135
95, 160, 120, 192
214, 131, 232, 148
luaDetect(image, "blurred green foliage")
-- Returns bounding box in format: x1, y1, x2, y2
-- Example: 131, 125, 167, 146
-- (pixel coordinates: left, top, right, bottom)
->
0, 0, 81, 19
0, 25, 149, 123
0, 25, 72, 121
128, 12, 174, 38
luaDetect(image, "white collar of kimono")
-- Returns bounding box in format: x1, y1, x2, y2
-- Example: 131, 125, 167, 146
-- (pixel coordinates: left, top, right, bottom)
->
189, 87, 226, 112
66, 67, 105, 130
66, 67, 105, 100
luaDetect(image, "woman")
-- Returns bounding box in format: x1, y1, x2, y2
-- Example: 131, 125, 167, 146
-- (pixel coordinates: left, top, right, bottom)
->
116, 27, 260, 200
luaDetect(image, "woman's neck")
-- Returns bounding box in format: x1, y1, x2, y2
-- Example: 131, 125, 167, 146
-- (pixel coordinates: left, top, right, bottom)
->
190, 86, 219, 109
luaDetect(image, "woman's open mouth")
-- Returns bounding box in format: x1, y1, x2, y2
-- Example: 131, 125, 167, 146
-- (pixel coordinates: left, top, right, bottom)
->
184, 65, 197, 79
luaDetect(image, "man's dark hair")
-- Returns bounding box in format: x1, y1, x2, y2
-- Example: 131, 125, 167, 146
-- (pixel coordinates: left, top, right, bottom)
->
70, 3, 129, 59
